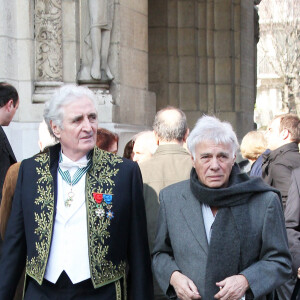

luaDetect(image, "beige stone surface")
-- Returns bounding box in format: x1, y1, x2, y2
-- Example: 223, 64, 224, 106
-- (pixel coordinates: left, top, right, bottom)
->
150, 82, 169, 110
120, 6, 134, 48
168, 28, 178, 56
178, 1, 195, 28
62, 1, 77, 41
149, 55, 168, 82
214, 31, 232, 57
198, 58, 208, 84
214, 1, 232, 30
149, 28, 168, 54
168, 0, 178, 27
179, 83, 197, 111
120, 48, 148, 89
215, 58, 232, 84
179, 56, 196, 83
207, 58, 215, 83
178, 28, 196, 56
199, 84, 208, 112
169, 83, 179, 107
197, 2, 207, 29
169, 56, 179, 82
207, 84, 215, 112
134, 13, 148, 51
149, 0, 168, 27
197, 30, 207, 57
216, 85, 233, 112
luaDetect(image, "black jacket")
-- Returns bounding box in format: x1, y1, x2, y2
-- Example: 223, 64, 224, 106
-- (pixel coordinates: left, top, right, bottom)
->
262, 142, 300, 210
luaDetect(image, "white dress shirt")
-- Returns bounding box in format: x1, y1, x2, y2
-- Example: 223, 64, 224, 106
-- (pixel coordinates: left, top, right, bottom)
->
44, 153, 90, 284
201, 203, 215, 244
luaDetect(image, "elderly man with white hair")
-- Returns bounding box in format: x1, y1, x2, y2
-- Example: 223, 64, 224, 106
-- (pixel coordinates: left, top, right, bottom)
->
152, 115, 292, 300
0, 84, 153, 299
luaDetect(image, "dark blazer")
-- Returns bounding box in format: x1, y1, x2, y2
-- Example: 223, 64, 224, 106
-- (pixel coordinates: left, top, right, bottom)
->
0, 126, 17, 202
285, 167, 300, 276
152, 180, 292, 300
0, 144, 153, 299
262, 142, 300, 209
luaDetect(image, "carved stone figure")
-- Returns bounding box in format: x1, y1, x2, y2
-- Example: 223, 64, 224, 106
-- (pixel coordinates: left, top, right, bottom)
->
78, 0, 114, 82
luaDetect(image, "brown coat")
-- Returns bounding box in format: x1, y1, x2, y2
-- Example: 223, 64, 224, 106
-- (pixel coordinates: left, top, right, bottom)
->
139, 144, 193, 253
0, 162, 23, 300
0, 162, 21, 239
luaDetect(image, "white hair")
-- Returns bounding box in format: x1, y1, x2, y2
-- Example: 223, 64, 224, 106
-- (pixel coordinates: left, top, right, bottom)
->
133, 131, 158, 154
43, 84, 98, 138
187, 115, 239, 159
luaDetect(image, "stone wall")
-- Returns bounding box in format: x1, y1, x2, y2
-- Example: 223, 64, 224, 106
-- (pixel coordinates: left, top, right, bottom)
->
0, 0, 155, 160
0, 0, 257, 160
149, 0, 256, 140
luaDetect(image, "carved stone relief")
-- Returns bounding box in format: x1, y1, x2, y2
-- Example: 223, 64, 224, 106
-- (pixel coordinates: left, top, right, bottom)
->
33, 0, 63, 102
35, 0, 62, 81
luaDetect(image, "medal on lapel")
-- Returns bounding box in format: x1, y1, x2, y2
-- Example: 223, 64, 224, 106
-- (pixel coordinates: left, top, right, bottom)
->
93, 192, 114, 220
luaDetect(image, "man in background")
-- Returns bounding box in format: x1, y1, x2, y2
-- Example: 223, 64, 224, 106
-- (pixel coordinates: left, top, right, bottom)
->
0, 82, 19, 203
139, 106, 192, 300
262, 113, 300, 300
132, 130, 158, 163
262, 114, 300, 210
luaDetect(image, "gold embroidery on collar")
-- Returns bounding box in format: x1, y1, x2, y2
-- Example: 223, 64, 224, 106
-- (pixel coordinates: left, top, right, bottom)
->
87, 148, 126, 288
26, 153, 54, 284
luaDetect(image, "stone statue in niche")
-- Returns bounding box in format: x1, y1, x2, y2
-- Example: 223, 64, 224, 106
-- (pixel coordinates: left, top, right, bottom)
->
78, 0, 114, 82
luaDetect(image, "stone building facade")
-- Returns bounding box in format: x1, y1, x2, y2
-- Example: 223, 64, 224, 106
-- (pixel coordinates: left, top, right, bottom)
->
0, 0, 258, 160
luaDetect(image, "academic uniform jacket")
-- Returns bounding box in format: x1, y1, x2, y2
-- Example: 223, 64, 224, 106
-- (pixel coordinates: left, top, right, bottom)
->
0, 126, 17, 202
152, 180, 292, 300
0, 144, 153, 300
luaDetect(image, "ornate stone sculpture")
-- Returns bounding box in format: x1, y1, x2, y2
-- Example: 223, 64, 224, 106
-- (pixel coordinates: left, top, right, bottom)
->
78, 0, 114, 83
35, 0, 63, 81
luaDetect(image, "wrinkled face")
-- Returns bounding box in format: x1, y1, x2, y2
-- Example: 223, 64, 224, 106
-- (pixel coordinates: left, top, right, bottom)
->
265, 117, 282, 150
192, 141, 235, 188
51, 96, 98, 161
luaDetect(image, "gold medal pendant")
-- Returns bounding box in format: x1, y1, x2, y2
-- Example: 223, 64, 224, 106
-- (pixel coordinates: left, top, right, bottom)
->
65, 190, 74, 207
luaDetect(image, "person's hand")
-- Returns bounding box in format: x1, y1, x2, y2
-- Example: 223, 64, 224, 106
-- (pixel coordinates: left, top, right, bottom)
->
170, 271, 201, 300
214, 275, 249, 300
298, 267, 300, 279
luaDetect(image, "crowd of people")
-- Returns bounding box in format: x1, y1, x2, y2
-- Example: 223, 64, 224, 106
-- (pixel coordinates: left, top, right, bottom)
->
0, 82, 300, 300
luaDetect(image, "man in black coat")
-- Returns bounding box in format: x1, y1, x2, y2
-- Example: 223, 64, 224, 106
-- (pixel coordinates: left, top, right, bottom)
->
262, 113, 300, 300
262, 114, 300, 210
0, 82, 19, 203
0, 84, 153, 300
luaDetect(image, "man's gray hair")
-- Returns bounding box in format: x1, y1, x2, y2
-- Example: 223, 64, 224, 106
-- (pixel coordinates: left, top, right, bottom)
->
153, 106, 188, 142
44, 84, 97, 138
187, 115, 239, 159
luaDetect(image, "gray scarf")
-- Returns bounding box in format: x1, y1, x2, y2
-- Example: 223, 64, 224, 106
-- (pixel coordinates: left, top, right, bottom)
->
190, 164, 280, 299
